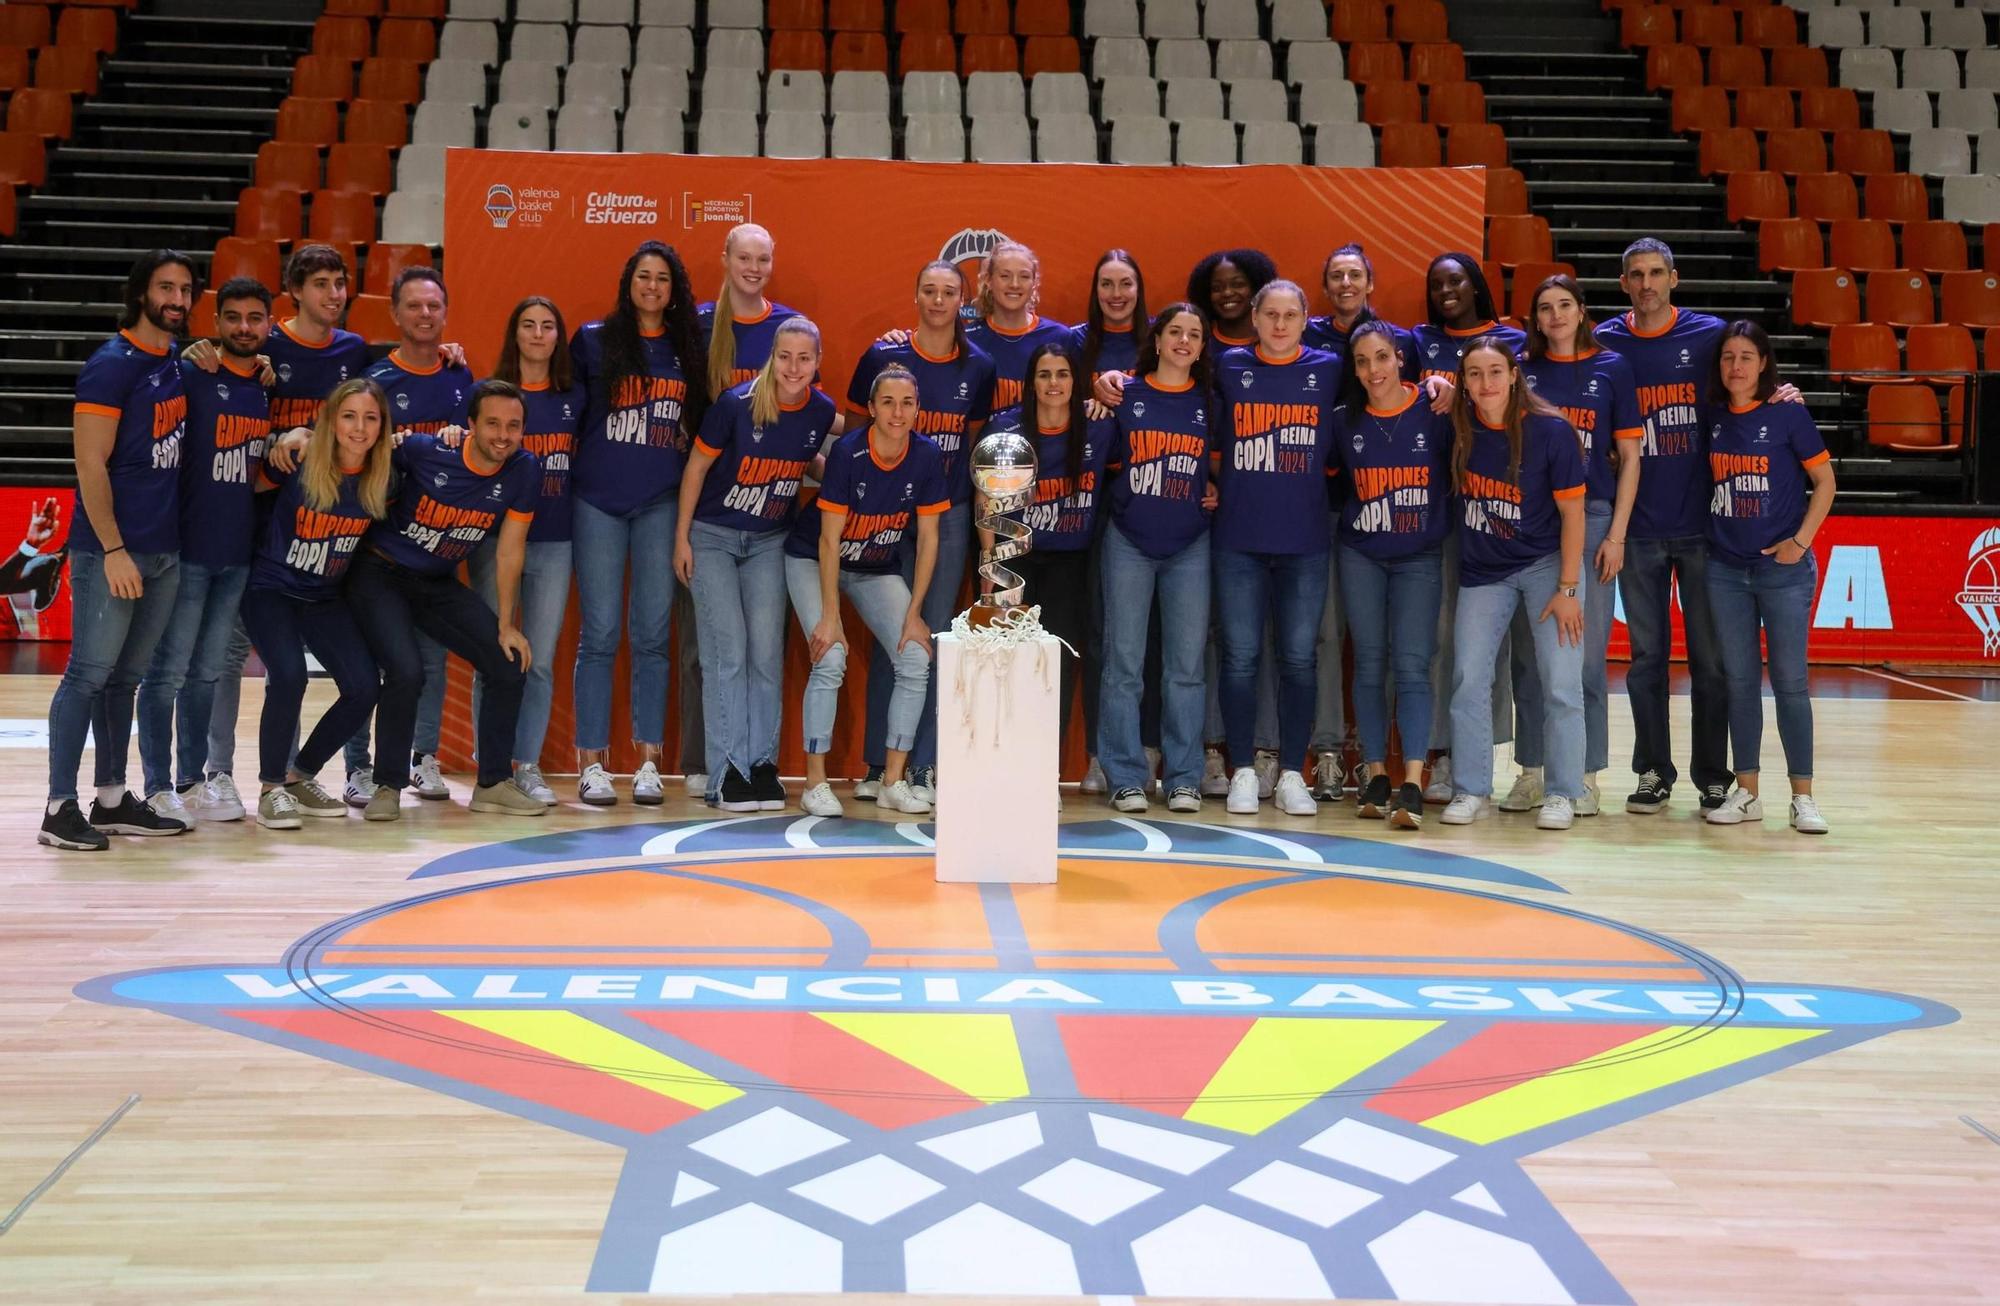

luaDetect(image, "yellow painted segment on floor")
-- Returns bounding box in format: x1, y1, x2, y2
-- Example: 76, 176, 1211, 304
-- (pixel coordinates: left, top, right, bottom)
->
1423, 1026, 1826, 1145
440, 1009, 742, 1110
815, 1012, 1029, 1103
1183, 1018, 1445, 1134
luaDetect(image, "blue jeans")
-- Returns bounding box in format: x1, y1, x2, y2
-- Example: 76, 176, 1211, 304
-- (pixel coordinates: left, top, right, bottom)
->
572, 493, 678, 752
239, 585, 380, 787
47, 548, 180, 801
136, 559, 249, 795
865, 499, 970, 772
1512, 503, 1612, 773
1450, 553, 1583, 801
1214, 546, 1328, 772
1708, 552, 1817, 778
689, 520, 788, 789
1340, 544, 1442, 767
1430, 529, 1512, 752
787, 555, 928, 755
340, 630, 444, 775
468, 537, 573, 767
1311, 518, 1348, 752
1619, 534, 1731, 791
206, 618, 251, 778
1100, 522, 1209, 793
1204, 625, 1278, 750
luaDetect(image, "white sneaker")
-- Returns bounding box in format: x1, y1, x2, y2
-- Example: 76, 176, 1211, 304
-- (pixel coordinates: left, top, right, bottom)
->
1111, 786, 1148, 813
1275, 769, 1318, 817
1536, 794, 1575, 830
1080, 755, 1107, 794
1705, 788, 1764, 825
186, 775, 245, 822
578, 762, 617, 806
1312, 749, 1343, 800
1252, 749, 1278, 798
1440, 793, 1494, 825
1226, 766, 1260, 815
1499, 766, 1545, 812
1200, 748, 1230, 797
146, 788, 194, 829
908, 765, 937, 806
879, 778, 932, 814
800, 781, 843, 817
1575, 773, 1601, 817
632, 760, 664, 805
344, 768, 376, 808
683, 771, 708, 799
1423, 755, 1454, 804
1790, 794, 1828, 835
1143, 746, 1163, 798
514, 762, 556, 806
412, 753, 448, 800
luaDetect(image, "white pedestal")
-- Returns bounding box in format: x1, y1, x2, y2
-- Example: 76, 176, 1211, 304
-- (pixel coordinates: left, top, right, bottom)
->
934, 631, 1060, 884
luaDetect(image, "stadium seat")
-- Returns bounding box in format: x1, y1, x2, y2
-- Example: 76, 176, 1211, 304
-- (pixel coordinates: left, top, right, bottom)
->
0, 130, 48, 188
703, 69, 762, 112
639, 0, 696, 22
1900, 48, 1960, 93
955, 0, 1009, 35
211, 237, 283, 289
829, 110, 891, 157
711, 0, 764, 26
708, 29, 764, 69
411, 101, 476, 145
1427, 81, 1486, 125
1143, 0, 1199, 39
1363, 81, 1423, 126
1697, 126, 1760, 175
1446, 121, 1508, 168
765, 29, 824, 70
897, 33, 955, 75
516, 0, 567, 15
828, 0, 882, 29
905, 112, 966, 160
1707, 44, 1766, 90
308, 188, 377, 246
1903, 220, 1969, 275
487, 101, 551, 149
768, 0, 821, 29
766, 68, 825, 113
696, 110, 759, 154
313, 16, 372, 61
960, 35, 1019, 75
1377, 121, 1441, 167
1646, 44, 1703, 91
292, 54, 355, 102
344, 293, 398, 345
1727, 170, 1789, 222
1736, 86, 1795, 132
556, 102, 619, 150
0, 8, 52, 48
1082, 0, 1139, 38
1866, 8, 1925, 51
1866, 269, 1935, 326
1407, 42, 1466, 86
1941, 270, 2000, 328
0, 46, 30, 97
1789, 267, 1860, 326
1832, 127, 1895, 175
1825, 321, 1898, 381
1968, 48, 2000, 93
1298, 80, 1358, 123
425, 58, 487, 105
1871, 87, 1934, 134
636, 26, 696, 67
1672, 86, 1731, 134
1769, 46, 1828, 89
1015, 0, 1070, 36
1285, 42, 1344, 87
395, 143, 444, 194
1740, 6, 1797, 49
1228, 79, 1287, 122
1483, 166, 1529, 215
359, 57, 422, 105
1942, 175, 2000, 226
1759, 216, 1825, 271
1330, 1, 1389, 44
1908, 128, 1971, 177
1509, 261, 1579, 319
762, 110, 825, 157
1828, 217, 1897, 272
1021, 37, 1080, 77
1864, 172, 1930, 224
903, 70, 960, 115
1489, 214, 1553, 266
1314, 121, 1376, 166
344, 100, 409, 148
1795, 171, 1858, 223
829, 33, 888, 73
1345, 42, 1403, 86
1165, 78, 1224, 121
1837, 48, 1898, 93
34, 46, 100, 95
1939, 88, 1999, 133
1866, 384, 1945, 450
1153, 37, 1211, 80
235, 186, 303, 242
497, 60, 560, 106
326, 143, 393, 195
1091, 35, 1148, 79
622, 102, 684, 151
573, 25, 631, 68
1929, 8, 1988, 52
375, 19, 437, 63
1680, 6, 1735, 47
1176, 118, 1238, 164
1214, 40, 1274, 84
1798, 86, 1859, 131
1270, 0, 1329, 43
439, 19, 500, 66
275, 97, 341, 147
1764, 127, 1827, 174
966, 70, 1024, 117
1241, 120, 1303, 164
629, 67, 689, 110
970, 115, 1032, 162
1905, 323, 1977, 385
564, 63, 628, 109
1034, 112, 1098, 161
1029, 71, 1086, 118
256, 141, 322, 194
832, 69, 890, 115
1392, 0, 1449, 44
1110, 115, 1170, 163
578, 0, 636, 19
1623, 4, 1677, 46
1100, 76, 1158, 119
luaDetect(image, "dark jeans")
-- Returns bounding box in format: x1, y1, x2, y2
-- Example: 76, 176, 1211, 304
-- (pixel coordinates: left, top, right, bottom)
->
1709, 552, 1817, 779
1012, 547, 1091, 744
239, 585, 380, 787
345, 552, 523, 791
1619, 534, 1731, 791
1339, 544, 1443, 767
46, 548, 180, 801
1213, 546, 1329, 772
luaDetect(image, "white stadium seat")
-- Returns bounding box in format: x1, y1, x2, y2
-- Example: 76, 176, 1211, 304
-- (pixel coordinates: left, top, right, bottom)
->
1929, 8, 1989, 49
498, 60, 560, 109
904, 113, 967, 161
1271, 0, 1330, 43
556, 102, 619, 151
516, 0, 572, 21
486, 101, 551, 149
903, 70, 961, 116
832, 70, 890, 115
1215, 40, 1275, 84
1865, 8, 1926, 48
622, 102, 684, 151
412, 100, 477, 146
1899, 48, 1960, 90
971, 114, 1033, 162
438, 19, 500, 67
1092, 36, 1150, 80
1164, 78, 1225, 122
1036, 113, 1099, 161
1809, 10, 1866, 48
1143, 0, 1200, 40
395, 143, 446, 193
705, 30, 763, 69
1229, 79, 1289, 122
573, 25, 633, 69
1838, 48, 1900, 92
1870, 87, 1934, 132
1313, 121, 1376, 166
578, 0, 636, 22
1241, 119, 1303, 163
1286, 41, 1344, 86
639, 0, 695, 24
763, 111, 827, 158
1907, 126, 1971, 175
1205, 0, 1262, 39
709, 0, 765, 28
448, 0, 504, 19
766, 69, 826, 113
425, 60, 488, 107
509, 22, 569, 65
702, 69, 763, 113
1153, 38, 1213, 80
698, 110, 760, 155
635, 27, 695, 68
1175, 118, 1238, 164
1082, 0, 1141, 38
831, 111, 893, 158
1938, 87, 1999, 132
564, 63, 628, 109
1977, 127, 2000, 173
967, 71, 1027, 118
1029, 71, 1089, 118
1297, 79, 1359, 123
1966, 49, 2000, 92
628, 67, 690, 112
1110, 116, 1171, 163
381, 190, 444, 246
1100, 75, 1161, 120
1942, 174, 2000, 224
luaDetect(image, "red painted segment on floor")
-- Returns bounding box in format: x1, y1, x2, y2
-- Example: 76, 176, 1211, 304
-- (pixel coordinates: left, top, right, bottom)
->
1058, 1014, 1257, 1118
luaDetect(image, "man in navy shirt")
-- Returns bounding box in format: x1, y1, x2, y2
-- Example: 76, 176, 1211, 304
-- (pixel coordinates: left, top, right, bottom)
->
341, 379, 545, 820
40, 251, 197, 851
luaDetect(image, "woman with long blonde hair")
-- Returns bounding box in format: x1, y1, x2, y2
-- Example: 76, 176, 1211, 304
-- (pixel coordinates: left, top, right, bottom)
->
702, 223, 794, 395
238, 377, 394, 830
968, 239, 1071, 412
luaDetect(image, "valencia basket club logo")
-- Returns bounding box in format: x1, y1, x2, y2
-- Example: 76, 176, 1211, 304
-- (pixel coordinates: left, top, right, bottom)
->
83, 819, 1952, 1302
1958, 525, 2000, 657
483, 183, 517, 230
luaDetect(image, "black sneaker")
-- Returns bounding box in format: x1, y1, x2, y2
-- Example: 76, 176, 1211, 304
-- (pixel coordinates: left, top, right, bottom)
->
715, 765, 759, 813
39, 799, 108, 851
1699, 782, 1731, 811
1356, 773, 1392, 819
1390, 782, 1425, 830
750, 761, 785, 811
89, 790, 192, 837
853, 765, 884, 800
1625, 771, 1672, 814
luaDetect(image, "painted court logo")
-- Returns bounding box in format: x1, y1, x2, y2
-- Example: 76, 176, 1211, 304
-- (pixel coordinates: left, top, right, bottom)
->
84, 819, 1952, 1303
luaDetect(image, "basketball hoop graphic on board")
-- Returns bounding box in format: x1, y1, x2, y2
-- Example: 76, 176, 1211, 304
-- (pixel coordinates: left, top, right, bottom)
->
1957, 526, 2000, 657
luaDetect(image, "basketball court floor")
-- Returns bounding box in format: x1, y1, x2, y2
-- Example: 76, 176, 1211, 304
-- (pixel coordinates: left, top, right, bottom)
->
3, 667, 1996, 1306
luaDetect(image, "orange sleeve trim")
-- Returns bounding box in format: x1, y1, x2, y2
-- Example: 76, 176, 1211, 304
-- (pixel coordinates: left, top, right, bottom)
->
1553, 484, 1588, 500
1801, 450, 1831, 469
1325, 466, 1341, 478
818, 498, 849, 514
916, 500, 951, 516
75, 402, 122, 420
1613, 426, 1644, 441
506, 509, 535, 523
693, 437, 723, 457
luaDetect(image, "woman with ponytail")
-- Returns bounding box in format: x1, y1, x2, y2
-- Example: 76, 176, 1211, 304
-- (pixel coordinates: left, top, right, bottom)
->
700, 223, 795, 394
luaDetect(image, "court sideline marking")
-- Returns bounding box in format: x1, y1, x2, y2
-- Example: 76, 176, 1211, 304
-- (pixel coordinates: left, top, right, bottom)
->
1, 1094, 139, 1235
1850, 665, 1984, 704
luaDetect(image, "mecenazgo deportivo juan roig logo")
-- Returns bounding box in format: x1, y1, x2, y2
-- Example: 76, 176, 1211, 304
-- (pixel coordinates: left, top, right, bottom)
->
82, 818, 1954, 1303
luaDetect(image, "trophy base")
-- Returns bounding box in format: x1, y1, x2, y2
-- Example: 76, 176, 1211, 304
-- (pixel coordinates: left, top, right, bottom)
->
968, 600, 1013, 628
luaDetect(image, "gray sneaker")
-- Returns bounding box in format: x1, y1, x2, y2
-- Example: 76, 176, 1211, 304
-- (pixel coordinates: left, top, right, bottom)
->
514, 762, 556, 806
284, 777, 347, 818
363, 786, 401, 822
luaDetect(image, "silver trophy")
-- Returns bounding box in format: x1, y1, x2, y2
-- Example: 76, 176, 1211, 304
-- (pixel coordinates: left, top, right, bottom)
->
968, 428, 1037, 625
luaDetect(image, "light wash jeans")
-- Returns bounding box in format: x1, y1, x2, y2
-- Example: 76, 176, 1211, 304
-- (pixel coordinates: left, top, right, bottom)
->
1708, 551, 1817, 778
1099, 522, 1209, 794
689, 520, 788, 791
136, 558, 249, 795
786, 555, 928, 755
207, 617, 251, 778
1339, 544, 1443, 767
1511, 502, 1613, 773
571, 493, 678, 751
1310, 513, 1349, 753
47, 548, 180, 801
1450, 552, 1583, 802
865, 499, 970, 771
468, 536, 573, 767
1430, 529, 1513, 752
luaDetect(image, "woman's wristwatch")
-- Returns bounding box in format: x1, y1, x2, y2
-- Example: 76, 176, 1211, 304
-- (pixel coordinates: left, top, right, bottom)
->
1557, 581, 1580, 598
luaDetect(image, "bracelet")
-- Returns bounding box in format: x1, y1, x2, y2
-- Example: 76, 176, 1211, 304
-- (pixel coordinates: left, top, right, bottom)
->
104, 544, 127, 556
1606, 537, 1624, 545
1792, 536, 1810, 550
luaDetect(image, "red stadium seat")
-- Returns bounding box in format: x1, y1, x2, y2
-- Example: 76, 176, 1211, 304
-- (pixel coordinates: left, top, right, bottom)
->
1726, 170, 1788, 223
325, 142, 393, 195
1905, 323, 1977, 384
0, 47, 31, 95
0, 129, 47, 186
374, 19, 436, 63
1902, 221, 1968, 276
1426, 80, 1485, 125
897, 32, 955, 75
292, 53, 355, 101
0, 7, 51, 47
312, 15, 371, 61
829, 0, 886, 30
1828, 218, 1897, 273
235, 186, 303, 242
1014, 0, 1071, 36
212, 237, 283, 288
362, 242, 433, 297
345, 293, 398, 345
1448, 122, 1509, 168
1392, 0, 1450, 43
387, 0, 446, 15
1758, 216, 1824, 272
1734, 86, 1793, 132
357, 56, 421, 104
7, 87, 73, 139
0, 181, 14, 237
1679, 6, 1735, 46
1768, 44, 1827, 89
1794, 172, 1858, 224
955, 0, 1010, 36
1363, 80, 1423, 125
768, 0, 824, 29
34, 46, 100, 95
1864, 173, 1930, 225
324, 0, 384, 12
959, 34, 1018, 74
1832, 128, 1894, 177
1798, 87, 1857, 132
276, 96, 341, 146
308, 188, 377, 246
187, 288, 219, 338
1866, 269, 1935, 327
1646, 43, 1703, 91
1672, 86, 1730, 134
1022, 36, 1079, 77
255, 140, 322, 193
1941, 271, 2000, 328
343, 99, 409, 148
1484, 165, 1529, 215
1789, 268, 1859, 327
1825, 322, 1899, 381
1706, 44, 1765, 90
1867, 384, 1946, 450
1508, 260, 1578, 319
1345, 43, 1404, 87
55, 8, 119, 55
1740, 5, 1797, 48
1763, 127, 1826, 176
896, 0, 949, 32
1488, 213, 1553, 266
1622, 4, 1676, 46
768, 30, 827, 71
830, 32, 888, 72
1377, 122, 1442, 167
1331, 1, 1390, 44
1407, 42, 1465, 86
1697, 126, 1759, 175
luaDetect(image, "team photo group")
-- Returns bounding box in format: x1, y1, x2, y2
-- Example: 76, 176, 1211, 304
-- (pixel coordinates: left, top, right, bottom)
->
39, 219, 1837, 853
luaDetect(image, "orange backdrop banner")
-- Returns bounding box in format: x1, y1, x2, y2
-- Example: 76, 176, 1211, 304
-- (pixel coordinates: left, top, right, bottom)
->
435, 152, 1485, 782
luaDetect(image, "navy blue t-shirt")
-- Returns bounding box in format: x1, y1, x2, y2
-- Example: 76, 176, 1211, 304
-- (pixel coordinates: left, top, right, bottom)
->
366, 434, 539, 575
1213, 345, 1343, 554
966, 314, 1071, 413
784, 428, 950, 573
1106, 375, 1213, 560
1070, 322, 1139, 385
365, 350, 473, 438
250, 461, 374, 601
1705, 399, 1830, 570
986, 406, 1113, 553
1332, 384, 1453, 561
515, 379, 585, 544
1409, 320, 1528, 386
177, 355, 270, 568
1456, 412, 1588, 586
1305, 315, 1417, 381
265, 321, 369, 432
1521, 348, 1644, 506
693, 381, 835, 533
697, 300, 797, 387
1596, 307, 1727, 539
71, 330, 187, 555
845, 337, 996, 505
570, 321, 692, 515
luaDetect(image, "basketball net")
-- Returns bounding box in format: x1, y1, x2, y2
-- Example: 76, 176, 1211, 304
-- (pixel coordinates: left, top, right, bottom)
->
948, 605, 1075, 749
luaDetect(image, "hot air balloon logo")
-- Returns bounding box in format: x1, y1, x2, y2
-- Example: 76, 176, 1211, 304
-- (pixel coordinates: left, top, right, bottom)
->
1957, 526, 2000, 657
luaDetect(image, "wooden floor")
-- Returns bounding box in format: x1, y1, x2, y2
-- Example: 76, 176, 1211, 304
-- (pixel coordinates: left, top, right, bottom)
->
3, 670, 1997, 1306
